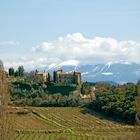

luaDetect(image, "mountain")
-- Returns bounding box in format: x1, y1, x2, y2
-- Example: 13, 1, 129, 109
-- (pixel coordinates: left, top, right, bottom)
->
36, 63, 140, 84
78, 63, 140, 84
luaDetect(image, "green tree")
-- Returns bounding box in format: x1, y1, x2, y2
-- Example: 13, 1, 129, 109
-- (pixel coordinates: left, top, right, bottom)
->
47, 72, 51, 82
89, 83, 137, 124
53, 71, 58, 83
14, 70, 19, 77
18, 65, 24, 77
8, 67, 15, 76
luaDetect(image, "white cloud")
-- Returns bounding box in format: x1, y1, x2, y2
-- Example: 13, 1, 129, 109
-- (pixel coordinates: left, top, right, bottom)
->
0, 40, 19, 46
3, 33, 140, 70
4, 57, 48, 70
33, 33, 140, 66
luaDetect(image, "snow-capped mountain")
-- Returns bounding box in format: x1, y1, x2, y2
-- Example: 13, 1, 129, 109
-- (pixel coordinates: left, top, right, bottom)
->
79, 63, 140, 84
36, 62, 140, 84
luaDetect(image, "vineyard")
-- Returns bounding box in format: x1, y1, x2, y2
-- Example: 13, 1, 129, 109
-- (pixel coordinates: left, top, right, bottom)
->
10, 107, 139, 140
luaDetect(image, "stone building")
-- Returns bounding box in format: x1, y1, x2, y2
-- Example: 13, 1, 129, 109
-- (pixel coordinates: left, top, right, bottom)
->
36, 72, 49, 82
53, 70, 81, 85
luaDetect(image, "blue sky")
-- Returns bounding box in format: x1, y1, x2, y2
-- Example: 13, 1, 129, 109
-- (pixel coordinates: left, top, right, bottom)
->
0, 0, 140, 69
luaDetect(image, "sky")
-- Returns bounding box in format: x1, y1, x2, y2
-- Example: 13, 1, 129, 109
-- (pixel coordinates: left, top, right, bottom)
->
0, 0, 140, 70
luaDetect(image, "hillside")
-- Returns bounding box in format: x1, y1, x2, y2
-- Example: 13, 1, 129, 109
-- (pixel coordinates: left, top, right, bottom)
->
9, 107, 140, 140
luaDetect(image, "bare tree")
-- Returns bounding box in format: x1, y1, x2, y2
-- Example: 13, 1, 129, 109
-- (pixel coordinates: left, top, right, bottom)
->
0, 60, 14, 140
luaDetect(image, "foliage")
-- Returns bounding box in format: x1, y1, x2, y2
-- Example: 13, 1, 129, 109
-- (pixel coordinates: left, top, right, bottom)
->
9, 73, 82, 107
40, 93, 81, 107
88, 83, 137, 124
8, 67, 15, 76
46, 83, 78, 95
8, 65, 25, 77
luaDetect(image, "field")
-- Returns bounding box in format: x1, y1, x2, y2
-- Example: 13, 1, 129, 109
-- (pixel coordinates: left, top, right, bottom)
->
9, 107, 139, 140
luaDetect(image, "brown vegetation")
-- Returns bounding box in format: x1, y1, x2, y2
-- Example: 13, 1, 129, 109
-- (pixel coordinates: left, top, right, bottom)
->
0, 61, 14, 140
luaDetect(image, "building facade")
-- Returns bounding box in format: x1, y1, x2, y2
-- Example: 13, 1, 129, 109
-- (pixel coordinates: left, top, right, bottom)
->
36, 72, 49, 82
53, 70, 81, 85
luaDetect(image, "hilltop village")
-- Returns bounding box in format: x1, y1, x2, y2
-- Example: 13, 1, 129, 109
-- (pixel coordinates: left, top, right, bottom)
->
7, 65, 99, 108
37, 70, 96, 100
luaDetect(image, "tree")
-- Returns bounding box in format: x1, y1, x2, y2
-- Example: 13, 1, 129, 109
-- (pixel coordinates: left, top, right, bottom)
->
53, 71, 58, 83
14, 65, 25, 77
18, 65, 24, 77
47, 72, 51, 82
89, 82, 137, 124
8, 67, 15, 76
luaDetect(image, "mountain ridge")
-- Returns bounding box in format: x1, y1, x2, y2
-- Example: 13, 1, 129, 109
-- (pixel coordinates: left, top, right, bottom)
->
33, 62, 140, 84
